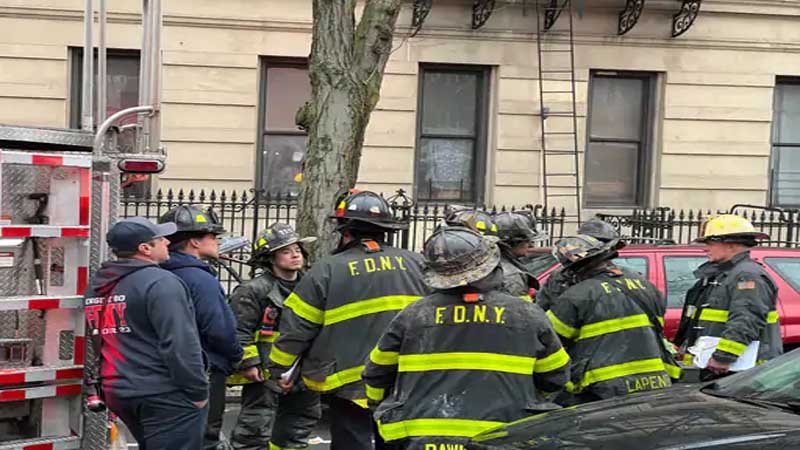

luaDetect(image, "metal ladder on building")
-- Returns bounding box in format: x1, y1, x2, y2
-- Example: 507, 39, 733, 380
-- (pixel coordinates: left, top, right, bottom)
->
535, 0, 581, 224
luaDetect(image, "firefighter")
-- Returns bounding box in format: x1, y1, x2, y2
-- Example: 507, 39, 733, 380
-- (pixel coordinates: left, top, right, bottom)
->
535, 218, 624, 311
493, 211, 542, 300
674, 215, 782, 375
362, 226, 569, 450
444, 207, 498, 236
227, 223, 322, 450
159, 205, 243, 450
267, 190, 428, 450
547, 235, 676, 405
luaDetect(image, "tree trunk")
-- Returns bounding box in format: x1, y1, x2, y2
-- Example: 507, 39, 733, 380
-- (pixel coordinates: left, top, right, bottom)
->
296, 0, 403, 262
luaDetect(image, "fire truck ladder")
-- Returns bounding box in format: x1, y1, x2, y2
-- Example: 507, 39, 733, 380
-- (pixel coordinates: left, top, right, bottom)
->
535, 0, 581, 224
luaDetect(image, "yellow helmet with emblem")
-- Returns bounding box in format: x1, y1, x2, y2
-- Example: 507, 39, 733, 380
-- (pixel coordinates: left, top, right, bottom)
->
695, 214, 769, 245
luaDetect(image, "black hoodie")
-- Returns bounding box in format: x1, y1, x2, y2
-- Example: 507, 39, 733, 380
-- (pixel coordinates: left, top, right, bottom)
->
84, 259, 208, 401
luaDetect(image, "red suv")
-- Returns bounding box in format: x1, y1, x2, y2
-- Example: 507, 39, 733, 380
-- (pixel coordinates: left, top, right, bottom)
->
531, 245, 800, 351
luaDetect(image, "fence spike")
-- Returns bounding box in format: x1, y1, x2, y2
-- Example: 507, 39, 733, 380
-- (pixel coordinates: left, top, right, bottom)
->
177, 189, 185, 202
189, 189, 197, 202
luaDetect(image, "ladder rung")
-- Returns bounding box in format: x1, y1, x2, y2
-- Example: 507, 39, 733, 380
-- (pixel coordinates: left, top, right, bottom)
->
541, 70, 574, 73
541, 78, 574, 82
544, 112, 575, 116
543, 131, 576, 135
546, 173, 578, 177
541, 90, 574, 94
547, 193, 580, 197
541, 50, 573, 53
544, 150, 577, 154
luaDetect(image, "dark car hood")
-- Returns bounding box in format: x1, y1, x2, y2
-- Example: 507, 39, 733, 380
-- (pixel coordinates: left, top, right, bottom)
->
469, 385, 800, 450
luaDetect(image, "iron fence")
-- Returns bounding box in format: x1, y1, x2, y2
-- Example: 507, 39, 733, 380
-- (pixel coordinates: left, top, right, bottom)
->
121, 188, 566, 292
597, 205, 800, 247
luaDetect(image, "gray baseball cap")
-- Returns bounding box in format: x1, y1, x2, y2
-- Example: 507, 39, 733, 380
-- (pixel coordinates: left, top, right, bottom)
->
106, 216, 177, 252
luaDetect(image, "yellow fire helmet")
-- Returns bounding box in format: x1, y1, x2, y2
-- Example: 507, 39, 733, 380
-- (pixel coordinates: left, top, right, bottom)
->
695, 214, 769, 244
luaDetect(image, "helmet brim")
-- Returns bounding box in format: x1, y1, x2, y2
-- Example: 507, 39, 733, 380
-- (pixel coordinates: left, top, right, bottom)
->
268, 236, 317, 254
330, 216, 409, 231
694, 231, 769, 243
423, 241, 502, 290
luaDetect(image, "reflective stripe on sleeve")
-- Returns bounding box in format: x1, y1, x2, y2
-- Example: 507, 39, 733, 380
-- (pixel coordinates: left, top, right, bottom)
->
534, 347, 570, 373
546, 310, 579, 340
285, 293, 324, 324
696, 309, 779, 324
324, 295, 421, 325
268, 345, 298, 367
398, 352, 536, 375
254, 331, 280, 343
302, 365, 364, 392
242, 345, 259, 361
377, 418, 505, 441
365, 384, 386, 402
370, 346, 399, 366
664, 362, 682, 380
717, 338, 747, 356
577, 314, 652, 341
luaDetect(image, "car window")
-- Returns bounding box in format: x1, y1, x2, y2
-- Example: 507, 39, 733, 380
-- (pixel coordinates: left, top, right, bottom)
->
709, 351, 800, 404
524, 253, 557, 277
764, 257, 800, 293
614, 257, 648, 277
663, 256, 706, 308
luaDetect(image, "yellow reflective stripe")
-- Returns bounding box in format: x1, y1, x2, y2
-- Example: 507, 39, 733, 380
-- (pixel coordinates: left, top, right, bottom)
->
325, 295, 421, 325
697, 308, 728, 323
285, 293, 324, 325
580, 358, 666, 390
664, 362, 682, 380
577, 314, 652, 341
565, 381, 576, 393
546, 310, 579, 340
365, 384, 385, 402
518, 295, 533, 302
226, 368, 270, 385
242, 345, 259, 361
657, 316, 665, 327
378, 418, 505, 441
767, 310, 779, 324
269, 442, 285, 450
302, 365, 364, 392
268, 345, 298, 367
696, 309, 779, 324
254, 330, 280, 343
535, 347, 570, 373
682, 353, 694, 365
717, 338, 747, 356
353, 398, 369, 408
398, 352, 535, 375
370, 346, 399, 366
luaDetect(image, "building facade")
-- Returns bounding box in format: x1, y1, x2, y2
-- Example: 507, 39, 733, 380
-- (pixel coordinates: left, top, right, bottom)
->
1, 0, 799, 215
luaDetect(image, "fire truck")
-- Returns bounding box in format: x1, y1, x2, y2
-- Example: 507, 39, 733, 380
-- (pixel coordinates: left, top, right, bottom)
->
0, 1, 165, 448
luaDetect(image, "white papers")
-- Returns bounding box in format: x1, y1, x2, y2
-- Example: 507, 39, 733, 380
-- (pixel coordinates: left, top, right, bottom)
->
280, 359, 300, 383
689, 336, 759, 371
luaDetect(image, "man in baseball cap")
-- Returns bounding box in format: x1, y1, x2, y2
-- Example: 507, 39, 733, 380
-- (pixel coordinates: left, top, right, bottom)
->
85, 216, 209, 449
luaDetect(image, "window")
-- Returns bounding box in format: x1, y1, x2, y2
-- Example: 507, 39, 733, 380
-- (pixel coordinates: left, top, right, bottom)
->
663, 256, 706, 308
614, 256, 649, 277
770, 79, 800, 206
585, 72, 655, 207
416, 65, 489, 203
258, 59, 311, 198
764, 257, 800, 293
70, 48, 146, 197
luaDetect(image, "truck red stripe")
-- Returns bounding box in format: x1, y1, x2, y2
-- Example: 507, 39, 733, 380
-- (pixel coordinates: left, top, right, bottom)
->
56, 384, 81, 397
29, 298, 60, 310
56, 368, 84, 380
62, 227, 89, 238
1, 227, 30, 237
0, 389, 26, 402
31, 155, 64, 166
76, 267, 88, 295
73, 336, 85, 365
0, 372, 26, 385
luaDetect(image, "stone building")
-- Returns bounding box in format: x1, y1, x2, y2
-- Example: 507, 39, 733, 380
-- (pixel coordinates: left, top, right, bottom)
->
1, 0, 798, 215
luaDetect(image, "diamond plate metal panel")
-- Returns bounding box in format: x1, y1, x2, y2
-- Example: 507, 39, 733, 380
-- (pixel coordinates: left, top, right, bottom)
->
1, 164, 52, 225
0, 125, 94, 152
59, 330, 74, 361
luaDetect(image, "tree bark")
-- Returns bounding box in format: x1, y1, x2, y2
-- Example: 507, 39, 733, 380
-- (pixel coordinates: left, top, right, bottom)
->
296, 0, 403, 262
